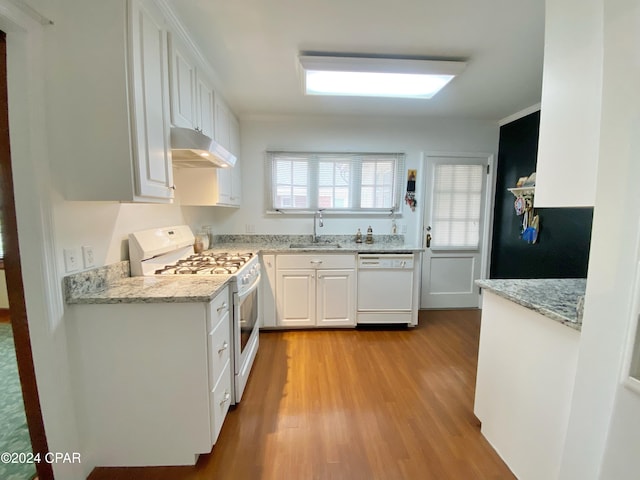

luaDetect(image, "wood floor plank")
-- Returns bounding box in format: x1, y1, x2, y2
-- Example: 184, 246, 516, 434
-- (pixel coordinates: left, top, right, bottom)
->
89, 310, 515, 480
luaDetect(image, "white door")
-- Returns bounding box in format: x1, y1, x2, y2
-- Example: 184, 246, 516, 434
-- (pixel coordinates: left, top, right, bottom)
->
420, 155, 493, 309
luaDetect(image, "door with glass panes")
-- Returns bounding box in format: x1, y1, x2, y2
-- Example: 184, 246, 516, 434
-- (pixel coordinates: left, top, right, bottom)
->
420, 155, 493, 308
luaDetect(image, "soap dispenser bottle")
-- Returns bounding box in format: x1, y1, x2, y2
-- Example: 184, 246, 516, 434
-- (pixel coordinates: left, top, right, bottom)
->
355, 228, 363, 243
366, 226, 373, 244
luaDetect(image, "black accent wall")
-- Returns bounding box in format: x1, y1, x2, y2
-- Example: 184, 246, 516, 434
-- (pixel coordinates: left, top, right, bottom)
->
490, 111, 593, 279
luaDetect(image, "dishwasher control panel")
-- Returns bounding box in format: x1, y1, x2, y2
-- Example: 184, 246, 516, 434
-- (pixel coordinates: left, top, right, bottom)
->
358, 254, 414, 269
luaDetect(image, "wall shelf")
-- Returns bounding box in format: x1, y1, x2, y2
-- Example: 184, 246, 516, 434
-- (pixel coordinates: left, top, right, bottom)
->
508, 186, 536, 198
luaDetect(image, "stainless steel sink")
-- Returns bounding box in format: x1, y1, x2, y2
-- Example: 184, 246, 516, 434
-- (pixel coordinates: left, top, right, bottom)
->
289, 243, 342, 249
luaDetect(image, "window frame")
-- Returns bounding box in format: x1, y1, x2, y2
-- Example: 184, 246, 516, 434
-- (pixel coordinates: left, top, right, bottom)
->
265, 151, 406, 214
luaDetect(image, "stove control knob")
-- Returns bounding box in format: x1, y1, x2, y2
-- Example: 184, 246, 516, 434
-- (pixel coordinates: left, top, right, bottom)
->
242, 274, 250, 285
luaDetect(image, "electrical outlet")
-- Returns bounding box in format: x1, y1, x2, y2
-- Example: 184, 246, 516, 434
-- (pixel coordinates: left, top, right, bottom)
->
64, 248, 80, 272
82, 246, 95, 268
245, 224, 255, 233
400, 224, 408, 234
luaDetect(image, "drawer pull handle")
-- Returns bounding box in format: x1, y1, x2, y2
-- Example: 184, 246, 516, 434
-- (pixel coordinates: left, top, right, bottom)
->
220, 391, 231, 406
310, 260, 323, 265
216, 302, 228, 313
218, 341, 229, 354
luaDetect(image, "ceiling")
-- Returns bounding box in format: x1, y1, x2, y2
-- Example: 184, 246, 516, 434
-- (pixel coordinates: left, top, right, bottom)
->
168, 0, 544, 121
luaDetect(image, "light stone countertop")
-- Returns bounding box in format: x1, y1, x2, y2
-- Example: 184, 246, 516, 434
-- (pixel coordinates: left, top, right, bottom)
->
64, 261, 232, 304
476, 278, 586, 331
64, 235, 423, 305
209, 234, 423, 254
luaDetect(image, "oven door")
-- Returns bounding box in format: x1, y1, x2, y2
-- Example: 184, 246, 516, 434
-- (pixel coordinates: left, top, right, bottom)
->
233, 273, 260, 403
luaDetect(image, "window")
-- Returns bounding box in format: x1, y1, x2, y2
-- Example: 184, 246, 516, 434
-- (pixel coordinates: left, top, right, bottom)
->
267, 152, 405, 212
431, 164, 484, 249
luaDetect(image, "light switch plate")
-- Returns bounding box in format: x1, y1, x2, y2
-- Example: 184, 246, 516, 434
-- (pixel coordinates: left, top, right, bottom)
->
82, 246, 95, 268
64, 248, 80, 272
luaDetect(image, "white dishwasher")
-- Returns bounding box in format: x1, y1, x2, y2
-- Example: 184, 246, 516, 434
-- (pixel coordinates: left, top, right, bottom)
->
357, 253, 414, 324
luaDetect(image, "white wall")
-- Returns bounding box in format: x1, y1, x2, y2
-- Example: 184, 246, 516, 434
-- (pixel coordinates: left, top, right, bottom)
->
184, 114, 499, 246
53, 199, 185, 269
1, 1, 188, 478
559, 0, 640, 478
1, 2, 86, 479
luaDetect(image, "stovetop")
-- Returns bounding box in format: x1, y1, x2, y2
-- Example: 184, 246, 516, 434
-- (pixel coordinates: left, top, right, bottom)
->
154, 252, 255, 275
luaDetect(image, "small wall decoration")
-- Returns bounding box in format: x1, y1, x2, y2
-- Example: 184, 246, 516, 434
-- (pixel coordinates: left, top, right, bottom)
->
405, 169, 417, 211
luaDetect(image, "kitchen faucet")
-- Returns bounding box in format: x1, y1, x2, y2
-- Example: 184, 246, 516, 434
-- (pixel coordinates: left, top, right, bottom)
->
313, 210, 324, 243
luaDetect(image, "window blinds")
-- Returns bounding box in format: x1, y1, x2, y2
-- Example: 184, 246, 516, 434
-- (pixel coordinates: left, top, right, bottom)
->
266, 152, 405, 212
431, 164, 483, 249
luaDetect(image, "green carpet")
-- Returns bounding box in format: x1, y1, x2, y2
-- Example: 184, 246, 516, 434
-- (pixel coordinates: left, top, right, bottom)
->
0, 323, 36, 479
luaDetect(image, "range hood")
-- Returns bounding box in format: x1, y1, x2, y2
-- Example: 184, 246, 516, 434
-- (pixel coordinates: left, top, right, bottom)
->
170, 127, 237, 168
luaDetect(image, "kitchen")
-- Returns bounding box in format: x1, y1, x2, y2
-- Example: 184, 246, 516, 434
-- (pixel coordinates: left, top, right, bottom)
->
1, 0, 639, 479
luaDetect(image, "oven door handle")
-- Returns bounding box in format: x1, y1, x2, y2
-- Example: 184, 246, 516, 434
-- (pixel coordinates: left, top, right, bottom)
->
237, 272, 261, 302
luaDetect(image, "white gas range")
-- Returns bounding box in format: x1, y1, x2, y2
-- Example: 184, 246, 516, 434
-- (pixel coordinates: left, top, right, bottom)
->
128, 225, 260, 403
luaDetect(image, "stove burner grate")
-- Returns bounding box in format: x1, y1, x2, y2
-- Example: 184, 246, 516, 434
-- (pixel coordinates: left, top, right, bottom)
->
154, 252, 254, 275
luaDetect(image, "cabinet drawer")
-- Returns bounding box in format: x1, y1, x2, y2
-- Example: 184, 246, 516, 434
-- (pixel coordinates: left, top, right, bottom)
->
277, 254, 356, 270
207, 285, 230, 332
208, 311, 231, 389
210, 360, 232, 444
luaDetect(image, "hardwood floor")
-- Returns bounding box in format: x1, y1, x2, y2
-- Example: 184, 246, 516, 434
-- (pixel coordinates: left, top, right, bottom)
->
89, 310, 514, 480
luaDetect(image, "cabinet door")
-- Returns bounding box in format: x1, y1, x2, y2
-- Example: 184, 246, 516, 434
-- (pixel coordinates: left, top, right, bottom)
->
276, 269, 315, 327
216, 168, 232, 205
196, 76, 215, 139
129, 0, 174, 200
168, 34, 197, 130
317, 269, 356, 327
229, 114, 241, 205
214, 97, 231, 149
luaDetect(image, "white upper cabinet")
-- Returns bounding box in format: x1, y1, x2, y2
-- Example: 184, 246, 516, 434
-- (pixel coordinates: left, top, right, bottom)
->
196, 77, 216, 140
168, 34, 216, 140
167, 28, 242, 208
214, 96, 232, 151
213, 97, 241, 207
535, 0, 603, 207
229, 115, 242, 205
168, 35, 197, 130
129, 0, 174, 201
48, 0, 174, 202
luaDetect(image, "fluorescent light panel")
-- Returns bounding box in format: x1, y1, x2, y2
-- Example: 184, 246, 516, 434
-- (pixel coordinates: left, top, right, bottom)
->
299, 55, 466, 99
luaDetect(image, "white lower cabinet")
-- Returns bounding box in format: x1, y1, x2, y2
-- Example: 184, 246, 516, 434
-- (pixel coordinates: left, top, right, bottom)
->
275, 255, 356, 328
317, 270, 356, 327
68, 286, 232, 467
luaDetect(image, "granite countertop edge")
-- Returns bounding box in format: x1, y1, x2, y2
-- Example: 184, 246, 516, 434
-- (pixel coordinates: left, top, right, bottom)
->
476, 279, 585, 332
65, 238, 423, 305
64, 260, 233, 305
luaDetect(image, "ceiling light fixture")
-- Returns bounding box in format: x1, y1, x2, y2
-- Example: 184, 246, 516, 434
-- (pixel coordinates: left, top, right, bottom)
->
299, 55, 466, 99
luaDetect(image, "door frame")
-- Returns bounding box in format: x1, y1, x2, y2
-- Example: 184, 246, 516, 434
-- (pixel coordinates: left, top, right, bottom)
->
0, 30, 52, 480
418, 152, 498, 309
0, 3, 66, 479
